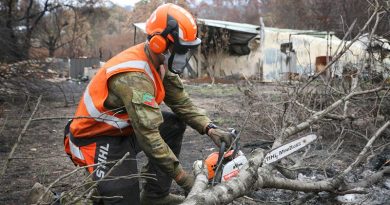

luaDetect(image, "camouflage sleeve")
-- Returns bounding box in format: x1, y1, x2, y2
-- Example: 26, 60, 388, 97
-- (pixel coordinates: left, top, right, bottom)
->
163, 71, 212, 134
107, 72, 183, 179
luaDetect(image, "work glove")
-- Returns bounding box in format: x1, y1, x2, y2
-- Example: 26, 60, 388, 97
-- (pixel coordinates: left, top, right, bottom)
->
207, 125, 235, 149
175, 170, 195, 194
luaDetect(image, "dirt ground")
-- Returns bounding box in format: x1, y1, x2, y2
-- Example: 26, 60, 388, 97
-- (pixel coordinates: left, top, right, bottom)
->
0, 78, 389, 205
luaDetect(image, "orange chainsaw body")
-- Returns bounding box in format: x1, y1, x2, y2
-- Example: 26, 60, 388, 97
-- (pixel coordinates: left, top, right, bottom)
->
204, 150, 234, 180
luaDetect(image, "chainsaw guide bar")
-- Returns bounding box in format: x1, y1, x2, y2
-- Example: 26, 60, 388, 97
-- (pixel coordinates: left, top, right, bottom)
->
264, 134, 318, 164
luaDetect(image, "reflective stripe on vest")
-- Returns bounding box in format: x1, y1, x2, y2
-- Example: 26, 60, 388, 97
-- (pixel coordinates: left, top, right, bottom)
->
70, 43, 166, 138
69, 138, 85, 160
84, 83, 130, 129
82, 60, 155, 129
106, 60, 156, 86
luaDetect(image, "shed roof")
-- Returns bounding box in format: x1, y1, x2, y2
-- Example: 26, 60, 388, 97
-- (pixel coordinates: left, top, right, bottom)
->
265, 27, 336, 39
196, 18, 260, 34
133, 18, 261, 35
133, 22, 146, 33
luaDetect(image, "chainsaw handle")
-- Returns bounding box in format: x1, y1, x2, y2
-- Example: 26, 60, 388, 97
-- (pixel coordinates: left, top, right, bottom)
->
218, 129, 239, 161
230, 129, 239, 158
212, 141, 226, 185
217, 141, 226, 167
214, 129, 238, 185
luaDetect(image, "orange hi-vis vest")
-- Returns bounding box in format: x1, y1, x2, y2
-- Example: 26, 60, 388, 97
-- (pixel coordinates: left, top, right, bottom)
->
70, 43, 166, 138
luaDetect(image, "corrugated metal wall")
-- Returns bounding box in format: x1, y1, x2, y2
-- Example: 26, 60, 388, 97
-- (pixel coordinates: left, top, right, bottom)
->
69, 58, 100, 79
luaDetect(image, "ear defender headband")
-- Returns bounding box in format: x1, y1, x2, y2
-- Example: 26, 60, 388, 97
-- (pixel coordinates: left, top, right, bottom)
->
148, 16, 178, 54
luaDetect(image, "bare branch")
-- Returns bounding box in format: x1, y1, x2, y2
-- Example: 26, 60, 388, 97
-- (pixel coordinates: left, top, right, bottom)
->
31, 116, 125, 123
347, 167, 390, 189
1, 95, 42, 177
293, 100, 354, 121
186, 161, 208, 199
0, 116, 8, 136
279, 86, 384, 145
341, 120, 390, 176
258, 170, 336, 192
66, 152, 131, 204
300, 4, 381, 92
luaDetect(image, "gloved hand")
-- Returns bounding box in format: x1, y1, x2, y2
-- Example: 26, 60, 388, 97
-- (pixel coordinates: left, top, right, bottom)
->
208, 127, 234, 148
175, 170, 195, 194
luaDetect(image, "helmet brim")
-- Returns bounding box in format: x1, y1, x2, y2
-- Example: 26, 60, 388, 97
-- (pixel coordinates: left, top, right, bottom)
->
172, 35, 201, 54
179, 37, 201, 47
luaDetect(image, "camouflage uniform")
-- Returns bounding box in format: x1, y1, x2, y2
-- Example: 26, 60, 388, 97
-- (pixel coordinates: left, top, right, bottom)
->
108, 69, 210, 172
82, 69, 211, 204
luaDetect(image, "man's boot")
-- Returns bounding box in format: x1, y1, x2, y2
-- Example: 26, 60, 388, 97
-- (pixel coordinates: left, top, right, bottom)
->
27, 182, 58, 204
140, 191, 185, 205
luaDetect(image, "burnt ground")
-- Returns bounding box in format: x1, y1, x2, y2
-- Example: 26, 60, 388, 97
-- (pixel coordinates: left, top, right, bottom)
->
0, 78, 389, 205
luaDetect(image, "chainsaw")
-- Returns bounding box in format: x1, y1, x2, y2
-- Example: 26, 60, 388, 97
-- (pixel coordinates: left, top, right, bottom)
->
205, 130, 317, 185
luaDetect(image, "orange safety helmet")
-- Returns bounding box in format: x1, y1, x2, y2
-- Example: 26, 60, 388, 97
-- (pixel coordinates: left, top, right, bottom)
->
146, 3, 201, 54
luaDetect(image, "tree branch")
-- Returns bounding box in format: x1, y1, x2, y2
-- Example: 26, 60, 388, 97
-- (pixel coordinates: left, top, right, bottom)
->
186, 160, 209, 199
278, 86, 384, 146
1, 95, 42, 177
258, 170, 336, 192
300, 4, 381, 92
66, 152, 131, 205
347, 167, 390, 189
340, 120, 390, 176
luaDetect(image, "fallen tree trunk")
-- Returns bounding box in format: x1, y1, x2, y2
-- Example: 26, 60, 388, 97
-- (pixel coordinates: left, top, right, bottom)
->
256, 167, 339, 192
186, 161, 209, 199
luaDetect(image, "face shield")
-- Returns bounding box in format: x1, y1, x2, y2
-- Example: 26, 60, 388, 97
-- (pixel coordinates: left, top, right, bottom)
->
164, 21, 201, 74
163, 47, 195, 74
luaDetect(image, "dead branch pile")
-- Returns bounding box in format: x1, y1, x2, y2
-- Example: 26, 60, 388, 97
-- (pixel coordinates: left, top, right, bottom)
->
0, 59, 63, 79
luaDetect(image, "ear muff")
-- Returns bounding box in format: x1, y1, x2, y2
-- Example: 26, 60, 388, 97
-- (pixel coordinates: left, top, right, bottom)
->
149, 35, 167, 54
148, 16, 178, 54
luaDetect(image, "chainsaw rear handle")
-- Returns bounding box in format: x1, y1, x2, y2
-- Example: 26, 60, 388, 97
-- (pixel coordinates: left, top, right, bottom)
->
230, 129, 239, 158
213, 129, 238, 185
217, 141, 226, 167
216, 129, 238, 171
212, 141, 226, 185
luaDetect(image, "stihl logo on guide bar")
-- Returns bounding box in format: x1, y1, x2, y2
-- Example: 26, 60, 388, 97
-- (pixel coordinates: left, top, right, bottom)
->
264, 134, 317, 164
